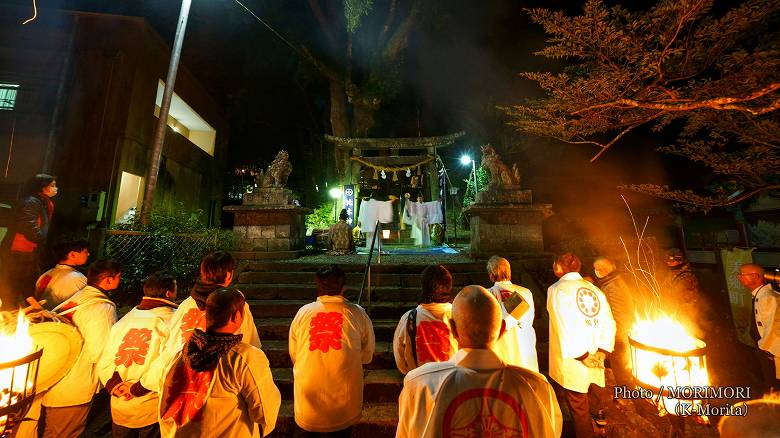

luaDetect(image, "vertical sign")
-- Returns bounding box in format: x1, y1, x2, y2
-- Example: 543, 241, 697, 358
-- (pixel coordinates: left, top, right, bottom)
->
343, 185, 355, 226
438, 167, 446, 233
721, 247, 755, 346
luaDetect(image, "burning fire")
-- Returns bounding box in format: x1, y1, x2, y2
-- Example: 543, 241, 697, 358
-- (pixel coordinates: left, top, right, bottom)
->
629, 313, 709, 417
0, 312, 36, 431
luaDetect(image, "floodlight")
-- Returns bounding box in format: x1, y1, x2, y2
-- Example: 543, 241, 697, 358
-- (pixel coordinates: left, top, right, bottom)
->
329, 187, 342, 199
460, 155, 472, 166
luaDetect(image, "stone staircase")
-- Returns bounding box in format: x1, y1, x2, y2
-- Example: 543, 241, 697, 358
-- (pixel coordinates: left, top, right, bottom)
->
235, 260, 491, 437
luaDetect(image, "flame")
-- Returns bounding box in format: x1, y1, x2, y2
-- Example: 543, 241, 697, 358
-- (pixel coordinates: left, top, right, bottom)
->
631, 314, 702, 353
630, 313, 709, 417
0, 312, 36, 431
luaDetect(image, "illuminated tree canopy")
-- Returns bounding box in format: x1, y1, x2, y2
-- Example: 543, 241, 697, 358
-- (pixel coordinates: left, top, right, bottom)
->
504, 0, 780, 210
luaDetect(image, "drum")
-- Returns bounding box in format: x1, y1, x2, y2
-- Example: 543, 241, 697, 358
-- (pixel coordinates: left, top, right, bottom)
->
28, 322, 82, 392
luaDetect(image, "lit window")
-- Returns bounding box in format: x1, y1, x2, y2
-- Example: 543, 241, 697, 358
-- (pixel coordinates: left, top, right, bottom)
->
0, 84, 19, 111
154, 80, 216, 156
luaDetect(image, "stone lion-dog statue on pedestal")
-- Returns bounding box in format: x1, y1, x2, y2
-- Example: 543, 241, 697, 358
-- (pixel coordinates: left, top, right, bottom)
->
255, 150, 293, 188
480, 144, 521, 187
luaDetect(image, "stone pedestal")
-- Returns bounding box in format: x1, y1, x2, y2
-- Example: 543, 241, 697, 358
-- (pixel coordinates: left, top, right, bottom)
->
476, 186, 532, 204
224, 188, 311, 258
465, 186, 549, 257
243, 187, 295, 206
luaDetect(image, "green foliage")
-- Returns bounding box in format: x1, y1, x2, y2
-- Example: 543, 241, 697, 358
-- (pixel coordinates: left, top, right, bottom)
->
105, 207, 234, 306
344, 0, 375, 33
504, 0, 780, 210
459, 167, 491, 226
306, 201, 335, 234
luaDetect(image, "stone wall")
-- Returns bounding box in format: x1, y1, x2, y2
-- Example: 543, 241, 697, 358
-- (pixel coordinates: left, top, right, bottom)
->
466, 204, 549, 257
226, 206, 309, 253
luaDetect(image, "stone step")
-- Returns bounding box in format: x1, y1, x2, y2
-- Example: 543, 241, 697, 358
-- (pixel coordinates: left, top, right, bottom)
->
267, 401, 398, 437
249, 300, 416, 320
263, 340, 396, 370
271, 368, 403, 403
240, 261, 487, 274
237, 271, 488, 287
256, 318, 399, 341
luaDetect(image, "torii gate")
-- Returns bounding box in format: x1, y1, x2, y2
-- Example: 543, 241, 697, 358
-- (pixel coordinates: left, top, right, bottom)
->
324, 131, 465, 200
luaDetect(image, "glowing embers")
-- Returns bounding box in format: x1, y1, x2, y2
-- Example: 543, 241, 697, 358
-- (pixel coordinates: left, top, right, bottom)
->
0, 312, 42, 436
629, 313, 709, 419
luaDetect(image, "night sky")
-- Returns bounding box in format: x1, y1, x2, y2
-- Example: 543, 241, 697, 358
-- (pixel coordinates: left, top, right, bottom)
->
2, 0, 700, 244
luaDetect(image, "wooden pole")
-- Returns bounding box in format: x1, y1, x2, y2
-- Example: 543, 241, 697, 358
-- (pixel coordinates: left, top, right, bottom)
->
140, 0, 192, 224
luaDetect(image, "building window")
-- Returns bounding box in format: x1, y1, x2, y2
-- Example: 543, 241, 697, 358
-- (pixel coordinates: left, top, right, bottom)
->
154, 80, 216, 156
0, 84, 19, 111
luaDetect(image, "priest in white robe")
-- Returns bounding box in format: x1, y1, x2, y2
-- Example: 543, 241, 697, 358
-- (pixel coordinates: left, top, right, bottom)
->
357, 195, 394, 250
403, 194, 443, 247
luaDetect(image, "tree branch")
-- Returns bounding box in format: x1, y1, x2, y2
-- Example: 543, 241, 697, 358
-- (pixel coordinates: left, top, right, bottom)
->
382, 0, 422, 61
589, 121, 647, 162
655, 0, 707, 82
377, 0, 398, 48
573, 82, 780, 115
624, 183, 780, 210
301, 46, 343, 83
308, 0, 338, 50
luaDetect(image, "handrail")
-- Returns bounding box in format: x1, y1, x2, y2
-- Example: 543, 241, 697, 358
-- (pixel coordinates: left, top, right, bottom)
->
357, 220, 380, 310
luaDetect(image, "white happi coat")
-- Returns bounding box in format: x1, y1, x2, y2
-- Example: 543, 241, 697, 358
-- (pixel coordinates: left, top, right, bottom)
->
489, 281, 539, 372
393, 302, 458, 375
97, 298, 177, 428
547, 272, 616, 393
753, 283, 780, 378
289, 295, 375, 432
158, 342, 281, 437
396, 348, 562, 438
43, 285, 117, 407
35, 264, 87, 309
147, 296, 261, 393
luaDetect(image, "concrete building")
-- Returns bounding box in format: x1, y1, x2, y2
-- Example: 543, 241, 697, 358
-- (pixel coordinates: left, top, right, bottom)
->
0, 7, 228, 240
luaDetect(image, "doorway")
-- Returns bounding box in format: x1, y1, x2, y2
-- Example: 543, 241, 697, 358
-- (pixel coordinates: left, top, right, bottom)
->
115, 171, 144, 223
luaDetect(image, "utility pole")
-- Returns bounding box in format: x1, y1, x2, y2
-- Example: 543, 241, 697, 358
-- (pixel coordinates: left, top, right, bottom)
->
140, 0, 192, 224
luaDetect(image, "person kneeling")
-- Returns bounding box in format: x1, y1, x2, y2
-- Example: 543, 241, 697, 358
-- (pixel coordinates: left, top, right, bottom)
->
159, 289, 281, 437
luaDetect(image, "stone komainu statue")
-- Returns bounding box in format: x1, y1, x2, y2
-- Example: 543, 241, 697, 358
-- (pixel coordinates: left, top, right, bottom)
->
255, 150, 293, 188
480, 144, 521, 187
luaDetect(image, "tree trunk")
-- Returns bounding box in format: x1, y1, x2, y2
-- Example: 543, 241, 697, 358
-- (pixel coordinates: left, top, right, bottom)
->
329, 79, 350, 180
329, 80, 350, 137
351, 99, 378, 137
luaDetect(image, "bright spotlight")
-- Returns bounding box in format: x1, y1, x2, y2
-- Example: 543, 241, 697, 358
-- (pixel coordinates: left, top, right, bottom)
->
329, 187, 342, 199
460, 155, 472, 166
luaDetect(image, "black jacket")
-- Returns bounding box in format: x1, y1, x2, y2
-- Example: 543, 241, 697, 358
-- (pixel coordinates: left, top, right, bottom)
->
1, 194, 52, 253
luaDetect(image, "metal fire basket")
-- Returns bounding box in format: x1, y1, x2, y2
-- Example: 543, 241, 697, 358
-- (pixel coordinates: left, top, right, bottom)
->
628, 335, 708, 415
0, 349, 42, 437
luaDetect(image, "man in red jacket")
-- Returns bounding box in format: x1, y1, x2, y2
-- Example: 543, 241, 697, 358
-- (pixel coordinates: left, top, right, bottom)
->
0, 174, 58, 310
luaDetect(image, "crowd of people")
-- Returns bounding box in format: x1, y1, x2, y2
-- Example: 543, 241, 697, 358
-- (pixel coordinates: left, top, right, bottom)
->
0, 176, 778, 438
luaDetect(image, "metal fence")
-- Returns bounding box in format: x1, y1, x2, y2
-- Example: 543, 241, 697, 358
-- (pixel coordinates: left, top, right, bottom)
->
103, 229, 233, 305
